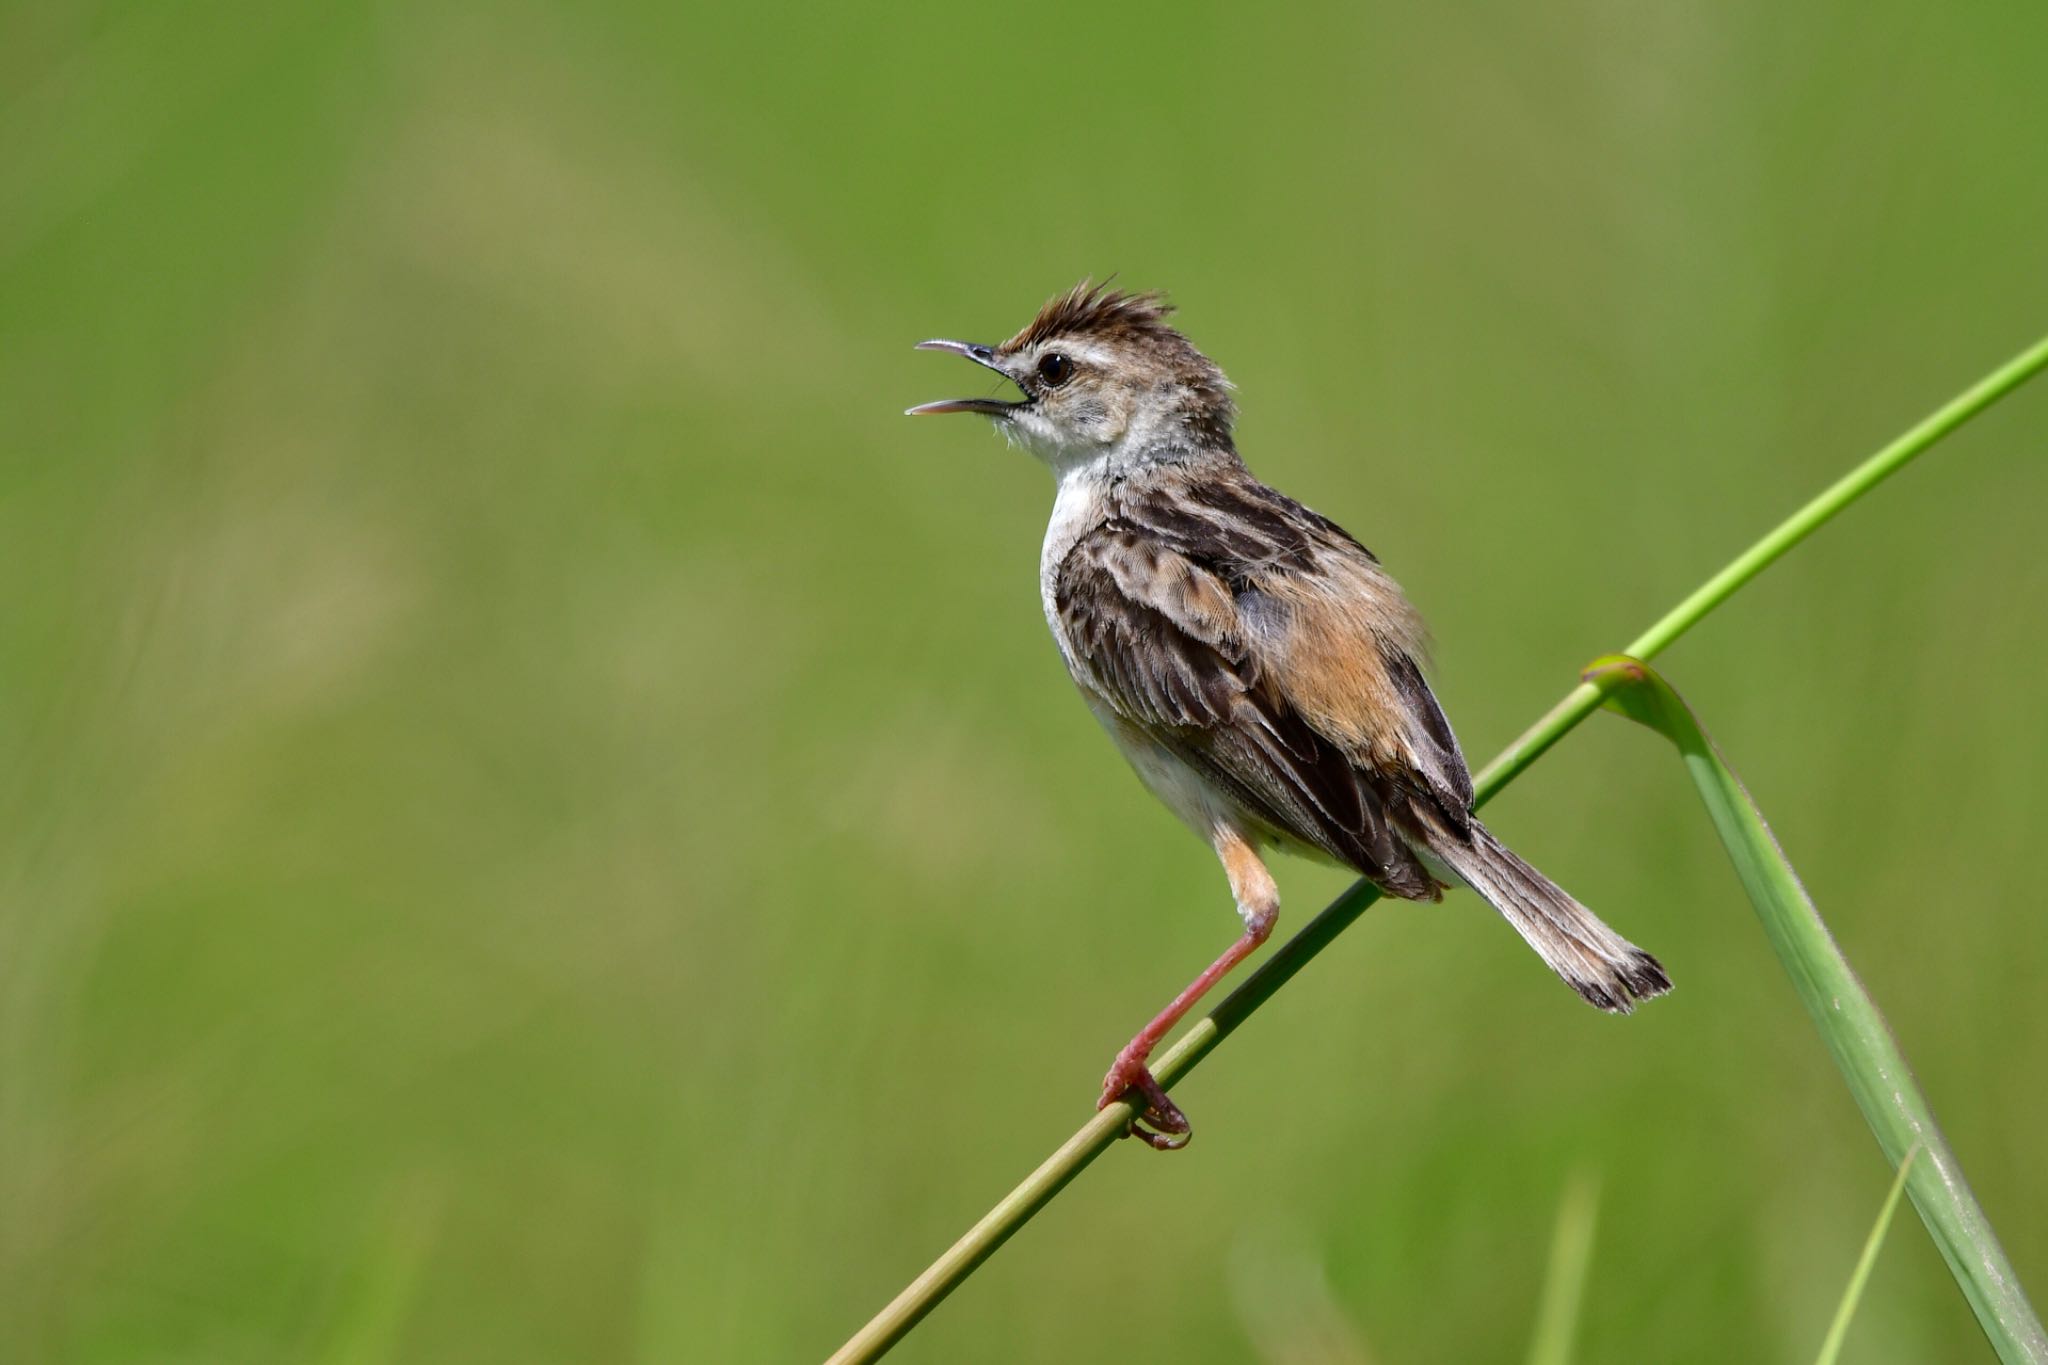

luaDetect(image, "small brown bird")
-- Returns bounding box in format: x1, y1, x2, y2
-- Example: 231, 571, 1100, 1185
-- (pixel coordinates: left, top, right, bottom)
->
911, 282, 1669, 1147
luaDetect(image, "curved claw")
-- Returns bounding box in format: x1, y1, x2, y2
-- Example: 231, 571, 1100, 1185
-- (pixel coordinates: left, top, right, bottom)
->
1128, 1102, 1192, 1150
1101, 1058, 1194, 1151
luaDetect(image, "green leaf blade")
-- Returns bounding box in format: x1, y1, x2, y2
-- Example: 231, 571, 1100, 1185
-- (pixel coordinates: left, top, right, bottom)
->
1526, 1171, 1601, 1365
1815, 1148, 1921, 1365
1587, 658, 2047, 1364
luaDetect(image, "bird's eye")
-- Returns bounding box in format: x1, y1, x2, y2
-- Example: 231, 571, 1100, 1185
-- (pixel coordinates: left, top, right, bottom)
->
1037, 352, 1073, 388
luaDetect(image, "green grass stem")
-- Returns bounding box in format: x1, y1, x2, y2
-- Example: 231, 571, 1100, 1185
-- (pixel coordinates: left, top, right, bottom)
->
1815, 1148, 1921, 1365
1526, 1171, 1601, 1365
1475, 330, 2048, 799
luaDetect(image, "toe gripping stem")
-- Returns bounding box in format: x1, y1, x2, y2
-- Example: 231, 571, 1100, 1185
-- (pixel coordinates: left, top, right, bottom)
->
1120, 1070, 1192, 1151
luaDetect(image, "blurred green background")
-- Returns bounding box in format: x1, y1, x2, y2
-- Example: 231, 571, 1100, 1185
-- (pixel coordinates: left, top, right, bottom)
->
4, 2, 2045, 1361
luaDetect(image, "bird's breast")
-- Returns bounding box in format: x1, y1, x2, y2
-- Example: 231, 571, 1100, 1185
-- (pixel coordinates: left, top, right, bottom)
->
1039, 472, 1110, 669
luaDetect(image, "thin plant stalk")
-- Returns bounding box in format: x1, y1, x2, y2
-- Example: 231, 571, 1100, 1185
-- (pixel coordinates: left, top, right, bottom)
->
825, 333, 2048, 1365
1477, 329, 2048, 797
1815, 1148, 1921, 1365
1526, 1171, 1601, 1365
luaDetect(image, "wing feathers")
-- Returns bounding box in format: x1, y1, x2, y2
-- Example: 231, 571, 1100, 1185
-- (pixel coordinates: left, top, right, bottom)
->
1384, 648, 1474, 830
1052, 487, 1445, 896
1059, 535, 1242, 729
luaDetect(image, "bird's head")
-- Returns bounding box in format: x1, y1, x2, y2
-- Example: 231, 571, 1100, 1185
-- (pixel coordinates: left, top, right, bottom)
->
908, 281, 1236, 470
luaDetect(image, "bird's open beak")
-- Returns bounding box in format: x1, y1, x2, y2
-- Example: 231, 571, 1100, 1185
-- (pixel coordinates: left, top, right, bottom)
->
906, 339, 1031, 417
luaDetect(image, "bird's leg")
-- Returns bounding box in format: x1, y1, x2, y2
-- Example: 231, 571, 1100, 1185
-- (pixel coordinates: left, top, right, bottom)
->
1099, 827, 1279, 1149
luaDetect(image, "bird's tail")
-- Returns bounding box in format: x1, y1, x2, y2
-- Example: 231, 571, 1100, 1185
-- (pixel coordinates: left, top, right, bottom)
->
1423, 818, 1671, 1014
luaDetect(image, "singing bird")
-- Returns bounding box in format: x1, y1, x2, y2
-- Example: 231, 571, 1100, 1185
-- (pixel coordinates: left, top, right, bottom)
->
910, 283, 1669, 1147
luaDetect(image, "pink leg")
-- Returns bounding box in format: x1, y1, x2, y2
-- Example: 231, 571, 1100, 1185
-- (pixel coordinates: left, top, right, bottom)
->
1099, 827, 1279, 1149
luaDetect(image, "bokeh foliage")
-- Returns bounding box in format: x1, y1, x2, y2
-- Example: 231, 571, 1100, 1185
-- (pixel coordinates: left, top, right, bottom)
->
3, 2, 2044, 1361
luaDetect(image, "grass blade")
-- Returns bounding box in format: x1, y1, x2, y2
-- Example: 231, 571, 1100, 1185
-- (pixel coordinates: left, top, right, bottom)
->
1586, 657, 2047, 1364
1526, 1171, 1601, 1365
309, 1179, 441, 1365
1815, 1147, 1921, 1365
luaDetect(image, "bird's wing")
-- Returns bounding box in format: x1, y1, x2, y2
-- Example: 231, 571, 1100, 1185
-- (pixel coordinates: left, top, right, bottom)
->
1131, 467, 1478, 816
1378, 646, 1473, 822
1053, 519, 1431, 892
1127, 471, 1475, 829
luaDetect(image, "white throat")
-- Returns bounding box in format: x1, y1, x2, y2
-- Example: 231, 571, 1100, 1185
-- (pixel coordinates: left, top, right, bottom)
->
1009, 402, 1190, 481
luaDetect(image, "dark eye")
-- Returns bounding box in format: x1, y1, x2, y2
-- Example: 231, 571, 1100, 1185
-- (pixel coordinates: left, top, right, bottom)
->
1037, 352, 1073, 387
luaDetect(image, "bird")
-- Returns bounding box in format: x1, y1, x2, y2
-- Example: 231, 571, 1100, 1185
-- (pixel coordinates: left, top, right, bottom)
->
908, 281, 1670, 1148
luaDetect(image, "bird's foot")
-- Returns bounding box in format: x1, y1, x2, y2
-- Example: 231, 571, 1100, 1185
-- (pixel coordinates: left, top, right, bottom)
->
1098, 1048, 1192, 1151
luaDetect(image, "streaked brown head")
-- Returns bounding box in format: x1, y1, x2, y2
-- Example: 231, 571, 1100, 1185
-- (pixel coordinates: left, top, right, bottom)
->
909, 281, 1237, 468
